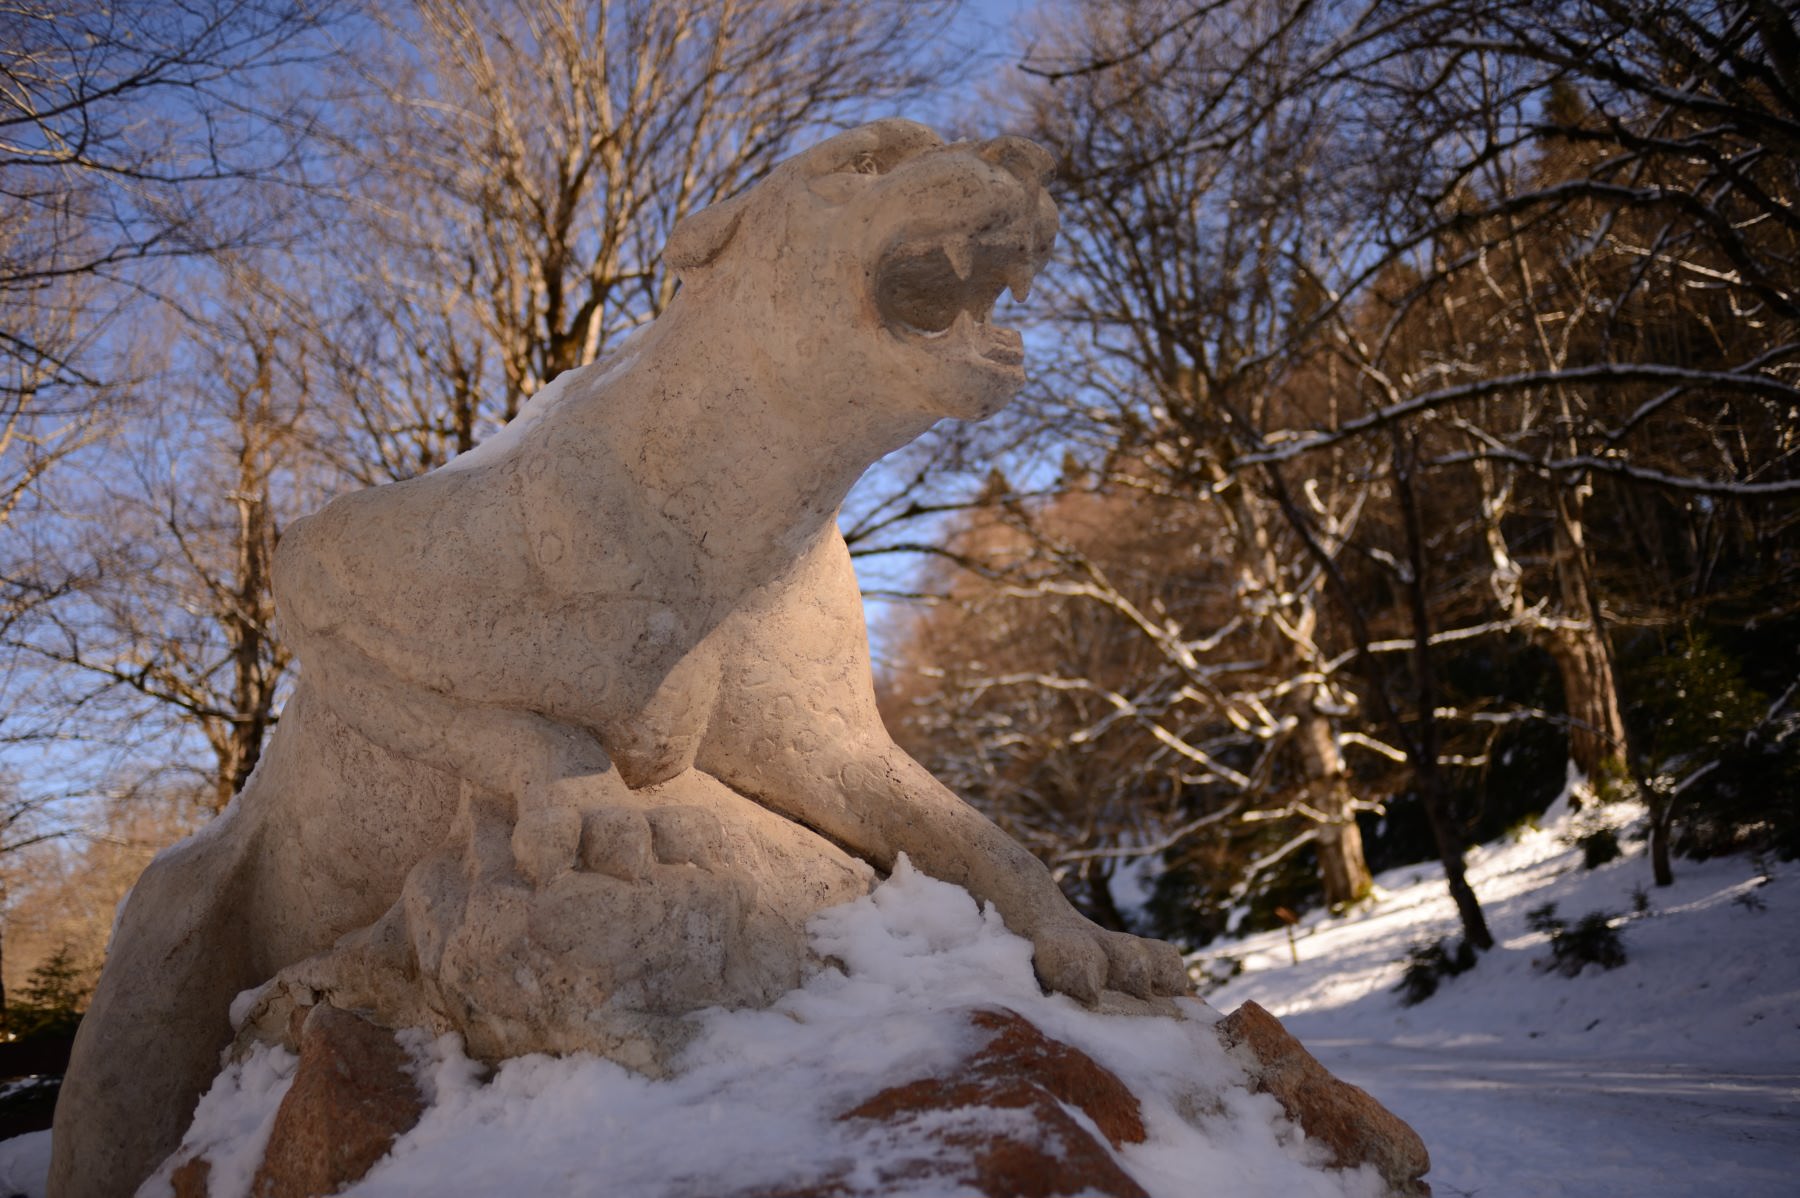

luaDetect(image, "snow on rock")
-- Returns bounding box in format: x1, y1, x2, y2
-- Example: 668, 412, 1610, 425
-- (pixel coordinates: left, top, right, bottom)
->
7, 858, 1400, 1198
1205, 800, 1800, 1197
329, 858, 1389, 1197
137, 1044, 299, 1197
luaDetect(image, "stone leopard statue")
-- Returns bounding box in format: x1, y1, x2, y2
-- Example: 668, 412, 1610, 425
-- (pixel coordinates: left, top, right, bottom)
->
51, 119, 1191, 1198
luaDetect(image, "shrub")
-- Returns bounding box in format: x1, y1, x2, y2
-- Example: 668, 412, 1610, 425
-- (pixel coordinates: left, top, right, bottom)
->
1577, 828, 1622, 869
1525, 902, 1563, 936
1630, 630, 1800, 861
1394, 937, 1478, 1006
1505, 813, 1542, 842
1733, 888, 1768, 914
1527, 903, 1628, 976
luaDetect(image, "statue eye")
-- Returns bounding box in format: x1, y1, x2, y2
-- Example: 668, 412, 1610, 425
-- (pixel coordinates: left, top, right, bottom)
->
851, 152, 879, 175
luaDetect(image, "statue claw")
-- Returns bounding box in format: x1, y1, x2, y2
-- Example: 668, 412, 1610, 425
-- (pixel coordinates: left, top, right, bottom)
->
645, 805, 729, 870
1030, 917, 1193, 1005
1030, 922, 1107, 1006
512, 806, 582, 885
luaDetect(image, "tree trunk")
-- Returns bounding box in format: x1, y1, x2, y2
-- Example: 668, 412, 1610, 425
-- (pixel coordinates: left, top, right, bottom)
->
1266, 452, 1493, 950
1548, 624, 1630, 784
1650, 812, 1674, 886
1312, 790, 1373, 907
1295, 703, 1373, 905
1223, 463, 1377, 909
207, 335, 291, 813
218, 480, 277, 812
1548, 501, 1630, 787
1421, 768, 1494, 948
1647, 785, 1677, 887
1395, 436, 1494, 950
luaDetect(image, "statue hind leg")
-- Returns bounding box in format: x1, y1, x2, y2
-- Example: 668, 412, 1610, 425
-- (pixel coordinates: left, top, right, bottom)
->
47, 811, 263, 1198
45, 669, 487, 1198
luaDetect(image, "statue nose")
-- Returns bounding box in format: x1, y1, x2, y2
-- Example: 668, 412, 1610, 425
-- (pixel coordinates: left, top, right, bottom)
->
979, 136, 1055, 186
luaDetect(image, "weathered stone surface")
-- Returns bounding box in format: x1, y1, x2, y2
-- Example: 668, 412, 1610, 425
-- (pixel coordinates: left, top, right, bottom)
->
53, 119, 1194, 1198
1217, 1000, 1431, 1196
248, 1005, 425, 1198
963, 1006, 1147, 1147
233, 770, 875, 1075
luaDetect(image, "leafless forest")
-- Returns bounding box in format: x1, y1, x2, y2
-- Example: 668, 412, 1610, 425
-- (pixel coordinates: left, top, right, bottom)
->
2, 0, 1795, 1014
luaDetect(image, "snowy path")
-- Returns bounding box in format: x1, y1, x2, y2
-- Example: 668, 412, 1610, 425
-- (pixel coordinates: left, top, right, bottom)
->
1310, 1039, 1800, 1197
1206, 799, 1800, 1197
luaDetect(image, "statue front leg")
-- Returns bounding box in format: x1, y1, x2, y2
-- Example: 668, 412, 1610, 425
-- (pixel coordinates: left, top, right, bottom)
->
705, 725, 1191, 1005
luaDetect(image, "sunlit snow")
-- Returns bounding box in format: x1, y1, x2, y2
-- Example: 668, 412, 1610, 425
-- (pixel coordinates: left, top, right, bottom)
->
3, 806, 1794, 1198
4, 858, 1388, 1198
1204, 799, 1800, 1197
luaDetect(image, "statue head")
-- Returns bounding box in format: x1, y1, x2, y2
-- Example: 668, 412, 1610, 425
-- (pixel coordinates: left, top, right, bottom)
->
664, 119, 1060, 425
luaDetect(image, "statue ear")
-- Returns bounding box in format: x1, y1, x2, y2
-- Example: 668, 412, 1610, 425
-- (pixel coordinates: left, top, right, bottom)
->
664, 192, 750, 272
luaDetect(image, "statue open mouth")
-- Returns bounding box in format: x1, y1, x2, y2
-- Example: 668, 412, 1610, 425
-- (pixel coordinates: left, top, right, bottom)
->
875, 228, 1042, 368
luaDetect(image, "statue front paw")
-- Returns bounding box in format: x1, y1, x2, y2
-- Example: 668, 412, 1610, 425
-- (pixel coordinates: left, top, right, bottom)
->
511, 771, 635, 884
513, 805, 586, 884
1100, 928, 1192, 999
1028, 918, 1192, 1005
644, 805, 729, 869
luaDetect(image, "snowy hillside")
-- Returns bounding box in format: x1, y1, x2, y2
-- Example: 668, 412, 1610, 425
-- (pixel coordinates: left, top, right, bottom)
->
1204, 798, 1800, 1197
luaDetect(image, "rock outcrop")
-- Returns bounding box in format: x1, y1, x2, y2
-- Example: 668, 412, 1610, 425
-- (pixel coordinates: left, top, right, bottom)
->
161, 1005, 426, 1198
169, 999, 1430, 1198
819, 1007, 1149, 1198
249, 1006, 426, 1198
1217, 1000, 1432, 1196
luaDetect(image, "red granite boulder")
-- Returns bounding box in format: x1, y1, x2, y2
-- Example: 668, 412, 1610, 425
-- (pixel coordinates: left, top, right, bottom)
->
247, 1004, 426, 1198
1216, 1000, 1431, 1196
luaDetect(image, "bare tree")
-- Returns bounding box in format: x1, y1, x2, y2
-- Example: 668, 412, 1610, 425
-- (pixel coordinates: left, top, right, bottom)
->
1, 781, 205, 1011
308, 0, 960, 480
883, 482, 1271, 931
14, 270, 320, 813
0, 0, 331, 971
1, 0, 337, 819
1320, 0, 1799, 880
976, 0, 1390, 910
1, 0, 333, 479
1001, 0, 1797, 918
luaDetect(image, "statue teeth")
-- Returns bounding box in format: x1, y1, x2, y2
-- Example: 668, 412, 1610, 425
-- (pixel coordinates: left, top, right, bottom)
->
945, 238, 973, 280
952, 309, 976, 337
1006, 265, 1033, 304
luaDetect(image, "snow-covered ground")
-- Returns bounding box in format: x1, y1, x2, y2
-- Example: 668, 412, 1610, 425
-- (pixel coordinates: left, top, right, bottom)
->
1205, 798, 1800, 1197
4, 803, 1795, 1197
1, 860, 1389, 1198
